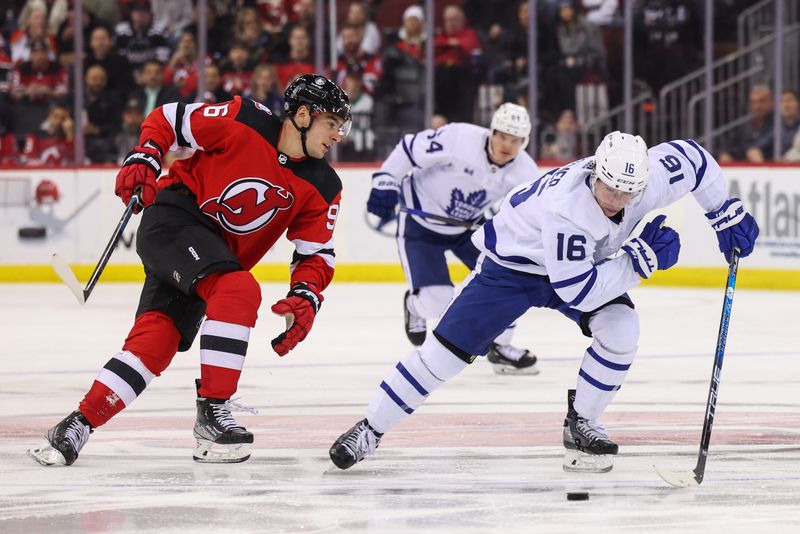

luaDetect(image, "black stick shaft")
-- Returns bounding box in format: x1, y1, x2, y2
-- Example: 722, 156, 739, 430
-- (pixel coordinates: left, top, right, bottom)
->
692, 252, 740, 484
82, 194, 139, 300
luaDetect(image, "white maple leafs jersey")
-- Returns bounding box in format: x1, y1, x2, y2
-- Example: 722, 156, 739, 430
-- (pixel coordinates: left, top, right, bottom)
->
472, 139, 729, 312
379, 122, 540, 235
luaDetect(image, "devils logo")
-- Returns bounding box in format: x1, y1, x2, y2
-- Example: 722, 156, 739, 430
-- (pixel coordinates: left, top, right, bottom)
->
200, 178, 294, 234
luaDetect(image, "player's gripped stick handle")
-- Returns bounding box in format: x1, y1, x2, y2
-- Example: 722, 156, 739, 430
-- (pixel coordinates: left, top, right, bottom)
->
400, 206, 481, 230
51, 191, 141, 305
655, 249, 740, 487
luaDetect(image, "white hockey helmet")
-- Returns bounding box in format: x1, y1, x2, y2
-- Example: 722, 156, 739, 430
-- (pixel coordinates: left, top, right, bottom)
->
490, 103, 531, 149
594, 131, 649, 193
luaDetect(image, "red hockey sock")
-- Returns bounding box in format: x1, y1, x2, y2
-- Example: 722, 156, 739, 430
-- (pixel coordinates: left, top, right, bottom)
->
78, 312, 180, 428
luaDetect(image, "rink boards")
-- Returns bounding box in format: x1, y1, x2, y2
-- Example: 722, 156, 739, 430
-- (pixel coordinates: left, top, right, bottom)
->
0, 164, 798, 289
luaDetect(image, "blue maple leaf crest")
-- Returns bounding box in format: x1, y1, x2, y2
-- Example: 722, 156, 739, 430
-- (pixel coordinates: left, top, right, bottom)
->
445, 188, 487, 220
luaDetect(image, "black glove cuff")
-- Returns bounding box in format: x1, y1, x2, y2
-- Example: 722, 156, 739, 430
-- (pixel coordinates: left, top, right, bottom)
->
288, 283, 321, 314
122, 149, 162, 175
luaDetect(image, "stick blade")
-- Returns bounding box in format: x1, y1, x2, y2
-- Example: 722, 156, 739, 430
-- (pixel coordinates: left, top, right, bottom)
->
654, 465, 700, 488
51, 254, 86, 305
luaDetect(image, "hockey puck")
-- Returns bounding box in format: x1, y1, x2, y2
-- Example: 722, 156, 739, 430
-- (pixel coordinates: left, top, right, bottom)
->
18, 226, 47, 239
566, 492, 589, 501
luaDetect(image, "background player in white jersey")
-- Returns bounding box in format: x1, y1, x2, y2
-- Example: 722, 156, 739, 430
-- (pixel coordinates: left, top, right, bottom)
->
366, 103, 541, 374
331, 131, 759, 473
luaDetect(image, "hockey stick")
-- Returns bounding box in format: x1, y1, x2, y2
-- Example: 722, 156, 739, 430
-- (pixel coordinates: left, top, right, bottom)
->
51, 192, 140, 305
655, 250, 741, 487
400, 206, 482, 230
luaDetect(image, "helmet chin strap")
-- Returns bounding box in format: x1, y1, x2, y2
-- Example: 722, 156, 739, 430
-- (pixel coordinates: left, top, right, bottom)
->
290, 114, 316, 158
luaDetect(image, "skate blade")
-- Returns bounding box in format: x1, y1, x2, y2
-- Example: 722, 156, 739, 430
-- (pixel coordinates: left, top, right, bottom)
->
562, 449, 614, 473
27, 443, 67, 466
193, 440, 251, 463
491, 363, 540, 375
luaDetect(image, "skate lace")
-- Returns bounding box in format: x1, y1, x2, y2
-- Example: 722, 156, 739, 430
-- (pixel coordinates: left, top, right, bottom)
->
226, 397, 259, 415
495, 344, 527, 361
211, 403, 241, 430
341, 423, 379, 460
576, 418, 609, 442
64, 418, 90, 452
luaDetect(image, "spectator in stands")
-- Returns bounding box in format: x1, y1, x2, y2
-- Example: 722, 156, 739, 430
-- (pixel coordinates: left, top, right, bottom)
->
552, 0, 606, 115
275, 25, 314, 89
539, 109, 579, 161
81, 64, 120, 163
54, 0, 98, 67
86, 25, 134, 97
336, 2, 380, 56
779, 90, 800, 156
150, 0, 193, 43
115, 0, 170, 77
236, 7, 270, 64
254, 0, 288, 41
10, 5, 57, 64
376, 5, 426, 132
128, 59, 181, 117
195, 63, 233, 104
115, 96, 144, 164
245, 64, 283, 117
219, 41, 255, 97
335, 24, 382, 96
0, 35, 13, 94
338, 70, 374, 162
164, 30, 200, 101
0, 93, 19, 164
273, 0, 319, 62
434, 4, 482, 123
183, 1, 232, 61
21, 100, 73, 166
718, 84, 774, 163
10, 37, 68, 106
633, 0, 702, 94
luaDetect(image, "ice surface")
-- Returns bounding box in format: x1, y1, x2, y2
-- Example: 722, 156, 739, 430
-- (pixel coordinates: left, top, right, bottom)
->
1, 282, 798, 533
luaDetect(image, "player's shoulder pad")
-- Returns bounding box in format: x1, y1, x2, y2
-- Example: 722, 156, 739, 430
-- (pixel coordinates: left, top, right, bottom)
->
288, 157, 343, 204
233, 96, 282, 146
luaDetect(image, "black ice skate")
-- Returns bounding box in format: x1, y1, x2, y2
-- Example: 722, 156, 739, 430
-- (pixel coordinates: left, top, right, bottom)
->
404, 290, 427, 346
193, 379, 254, 463
27, 411, 93, 466
329, 419, 382, 470
487, 343, 540, 375
562, 389, 618, 473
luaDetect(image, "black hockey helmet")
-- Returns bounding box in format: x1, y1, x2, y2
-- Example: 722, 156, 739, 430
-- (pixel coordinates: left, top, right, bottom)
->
284, 74, 352, 136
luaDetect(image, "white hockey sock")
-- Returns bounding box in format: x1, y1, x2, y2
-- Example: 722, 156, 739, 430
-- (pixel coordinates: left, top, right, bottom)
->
406, 285, 454, 320
367, 336, 468, 434
492, 324, 516, 347
574, 339, 635, 420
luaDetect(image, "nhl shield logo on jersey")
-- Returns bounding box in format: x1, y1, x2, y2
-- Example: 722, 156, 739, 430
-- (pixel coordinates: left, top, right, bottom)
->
200, 178, 294, 234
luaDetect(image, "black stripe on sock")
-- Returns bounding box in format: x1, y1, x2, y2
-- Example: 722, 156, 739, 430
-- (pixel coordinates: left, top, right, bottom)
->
104, 358, 147, 396
175, 103, 189, 148
200, 334, 248, 356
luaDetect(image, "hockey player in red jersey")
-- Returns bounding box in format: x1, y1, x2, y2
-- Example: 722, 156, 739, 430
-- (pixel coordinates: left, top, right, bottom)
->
28, 74, 351, 466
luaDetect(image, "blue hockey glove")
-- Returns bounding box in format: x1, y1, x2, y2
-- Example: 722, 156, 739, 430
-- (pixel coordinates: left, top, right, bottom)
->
622, 214, 681, 279
705, 198, 759, 263
366, 172, 399, 222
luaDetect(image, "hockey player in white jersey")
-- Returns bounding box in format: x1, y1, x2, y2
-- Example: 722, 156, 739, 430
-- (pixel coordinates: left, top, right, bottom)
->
366, 103, 540, 374
332, 131, 759, 472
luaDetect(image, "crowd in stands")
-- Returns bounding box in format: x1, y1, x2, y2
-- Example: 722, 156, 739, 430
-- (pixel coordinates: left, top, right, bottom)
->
0, 0, 794, 166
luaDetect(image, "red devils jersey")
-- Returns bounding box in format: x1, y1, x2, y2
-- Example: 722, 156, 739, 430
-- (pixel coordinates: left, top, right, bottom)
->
139, 96, 341, 291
